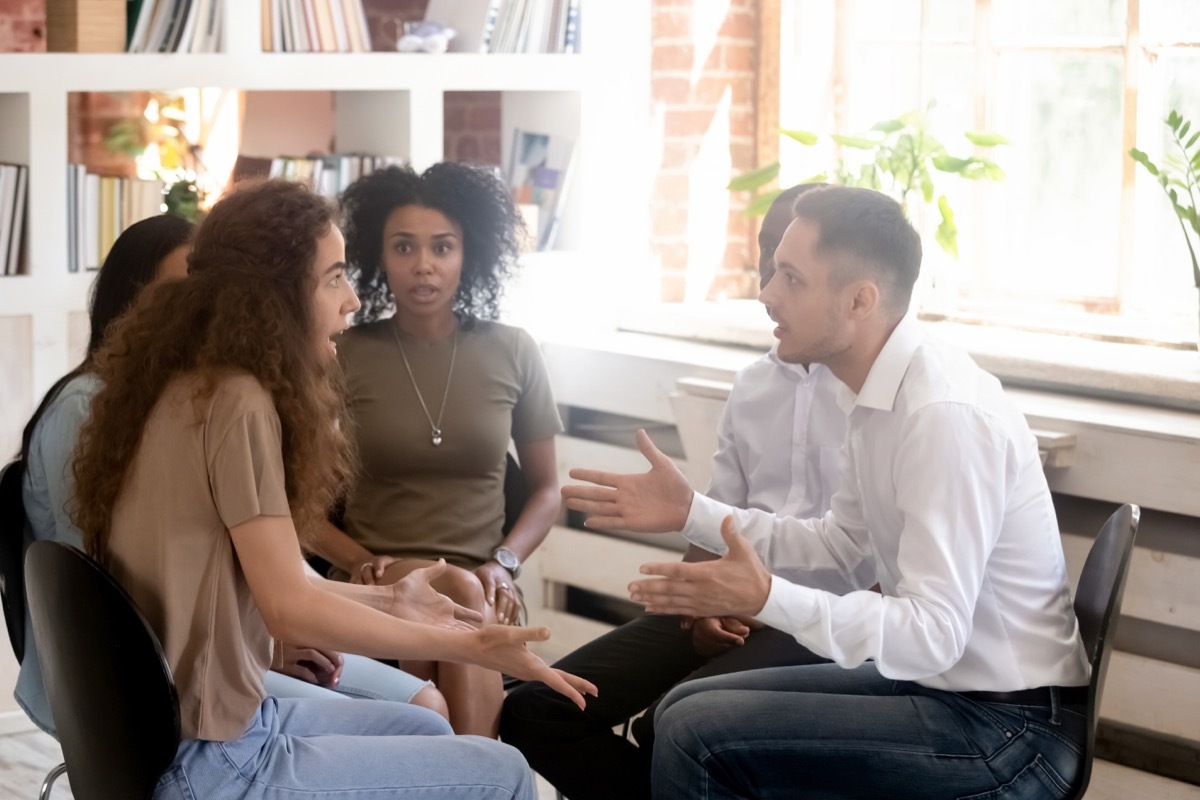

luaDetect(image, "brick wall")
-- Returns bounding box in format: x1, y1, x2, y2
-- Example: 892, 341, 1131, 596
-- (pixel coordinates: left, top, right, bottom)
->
0, 0, 47, 52
68, 92, 148, 177
651, 0, 761, 301
445, 92, 503, 167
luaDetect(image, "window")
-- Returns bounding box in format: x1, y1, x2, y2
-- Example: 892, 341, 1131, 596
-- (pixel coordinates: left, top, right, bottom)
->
778, 0, 1200, 347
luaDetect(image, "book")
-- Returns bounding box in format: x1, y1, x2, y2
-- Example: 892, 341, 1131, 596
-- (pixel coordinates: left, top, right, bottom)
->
46, 0, 126, 52
6, 165, 28, 275
506, 128, 575, 250
0, 166, 16, 276
424, 0, 502, 54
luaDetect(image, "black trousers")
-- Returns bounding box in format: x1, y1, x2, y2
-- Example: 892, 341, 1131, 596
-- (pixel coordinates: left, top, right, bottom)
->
499, 613, 829, 800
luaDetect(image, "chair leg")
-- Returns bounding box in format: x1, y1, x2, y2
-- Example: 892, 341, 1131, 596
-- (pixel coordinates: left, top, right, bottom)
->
38, 762, 66, 800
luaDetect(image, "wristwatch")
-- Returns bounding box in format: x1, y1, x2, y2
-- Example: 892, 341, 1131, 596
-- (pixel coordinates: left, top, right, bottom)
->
492, 546, 521, 579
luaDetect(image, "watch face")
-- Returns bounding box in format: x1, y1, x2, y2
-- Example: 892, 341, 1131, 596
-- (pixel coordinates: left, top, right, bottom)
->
496, 549, 518, 570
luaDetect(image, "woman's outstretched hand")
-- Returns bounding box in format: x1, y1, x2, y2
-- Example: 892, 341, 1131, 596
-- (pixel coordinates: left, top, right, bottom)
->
388, 559, 483, 630
469, 625, 597, 710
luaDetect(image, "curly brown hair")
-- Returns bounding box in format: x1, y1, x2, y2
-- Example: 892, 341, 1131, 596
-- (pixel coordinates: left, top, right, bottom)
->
72, 179, 355, 562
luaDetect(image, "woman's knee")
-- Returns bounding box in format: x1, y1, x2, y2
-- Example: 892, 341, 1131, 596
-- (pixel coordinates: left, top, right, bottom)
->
411, 684, 450, 722
435, 564, 487, 610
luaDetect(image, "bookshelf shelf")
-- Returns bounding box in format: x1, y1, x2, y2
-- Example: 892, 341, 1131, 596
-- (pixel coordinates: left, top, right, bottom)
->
0, 1, 653, 469
0, 52, 592, 92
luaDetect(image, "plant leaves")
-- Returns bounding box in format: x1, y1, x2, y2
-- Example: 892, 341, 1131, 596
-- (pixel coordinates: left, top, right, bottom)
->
1129, 148, 1160, 176
831, 134, 880, 150
1187, 130, 1200, 150
742, 189, 783, 218
871, 119, 905, 134
921, 171, 935, 203
727, 162, 781, 191
935, 195, 959, 258
781, 128, 819, 145
965, 131, 1010, 147
932, 155, 971, 173
1179, 120, 1192, 141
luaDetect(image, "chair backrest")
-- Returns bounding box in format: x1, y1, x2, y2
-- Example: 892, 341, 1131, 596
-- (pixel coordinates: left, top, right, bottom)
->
0, 459, 28, 663
25, 540, 181, 800
1066, 502, 1140, 800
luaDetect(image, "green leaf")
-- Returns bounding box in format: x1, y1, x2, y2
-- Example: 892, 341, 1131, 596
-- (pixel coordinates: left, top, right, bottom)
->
831, 134, 880, 150
871, 119, 905, 134
1167, 110, 1181, 130
932, 155, 971, 173
1186, 130, 1200, 150
780, 128, 819, 145
934, 195, 959, 258
978, 158, 1007, 181
800, 172, 828, 184
1129, 147, 1160, 176
921, 171, 935, 203
727, 162, 781, 192
1179, 120, 1192, 141
742, 189, 783, 218
964, 131, 1010, 147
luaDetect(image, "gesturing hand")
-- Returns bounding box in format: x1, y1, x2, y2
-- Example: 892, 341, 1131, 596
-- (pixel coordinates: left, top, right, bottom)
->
629, 516, 772, 618
388, 559, 483, 630
351, 554, 399, 585
561, 429, 694, 533
272, 643, 345, 689
469, 625, 598, 710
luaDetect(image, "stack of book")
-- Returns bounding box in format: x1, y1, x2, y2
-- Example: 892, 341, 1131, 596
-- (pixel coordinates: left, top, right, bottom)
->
127, 0, 224, 53
425, 0, 581, 54
264, 153, 407, 197
66, 166, 166, 272
262, 0, 371, 53
0, 163, 28, 276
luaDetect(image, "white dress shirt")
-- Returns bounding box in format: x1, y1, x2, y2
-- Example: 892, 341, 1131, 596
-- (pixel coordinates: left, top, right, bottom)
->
706, 347, 845, 519
683, 315, 1091, 692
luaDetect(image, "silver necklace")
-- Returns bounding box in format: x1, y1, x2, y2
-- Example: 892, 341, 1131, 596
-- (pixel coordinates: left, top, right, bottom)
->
392, 323, 458, 447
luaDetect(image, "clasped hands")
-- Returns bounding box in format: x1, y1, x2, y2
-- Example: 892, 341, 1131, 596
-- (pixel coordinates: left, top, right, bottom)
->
561, 429, 773, 621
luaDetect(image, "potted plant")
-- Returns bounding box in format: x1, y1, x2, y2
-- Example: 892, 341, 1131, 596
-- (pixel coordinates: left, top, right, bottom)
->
729, 103, 1008, 259
1129, 109, 1200, 345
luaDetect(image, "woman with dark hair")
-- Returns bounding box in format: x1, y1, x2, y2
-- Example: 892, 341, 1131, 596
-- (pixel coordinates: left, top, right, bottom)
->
312, 162, 563, 737
70, 179, 591, 799
16, 213, 193, 735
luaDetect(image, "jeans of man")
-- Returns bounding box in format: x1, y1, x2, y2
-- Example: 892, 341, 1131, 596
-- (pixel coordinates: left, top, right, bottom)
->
653, 662, 1087, 800
500, 612, 828, 800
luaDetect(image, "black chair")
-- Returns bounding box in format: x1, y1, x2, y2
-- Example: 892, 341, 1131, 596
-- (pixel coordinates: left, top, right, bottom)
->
1064, 502, 1140, 800
0, 460, 69, 799
25, 540, 181, 800
0, 460, 28, 665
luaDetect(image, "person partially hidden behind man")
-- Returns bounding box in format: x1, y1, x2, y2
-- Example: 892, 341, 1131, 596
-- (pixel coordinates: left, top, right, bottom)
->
562, 185, 1091, 800
502, 183, 875, 800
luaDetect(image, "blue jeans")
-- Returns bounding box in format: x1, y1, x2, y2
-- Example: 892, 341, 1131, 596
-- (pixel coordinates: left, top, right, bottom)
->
652, 663, 1086, 800
155, 696, 536, 799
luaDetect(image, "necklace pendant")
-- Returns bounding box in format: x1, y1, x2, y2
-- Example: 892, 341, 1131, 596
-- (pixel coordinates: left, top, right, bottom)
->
431, 428, 443, 447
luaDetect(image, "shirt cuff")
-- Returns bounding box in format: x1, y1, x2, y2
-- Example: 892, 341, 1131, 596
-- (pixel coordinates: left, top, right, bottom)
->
756, 575, 822, 633
681, 491, 735, 553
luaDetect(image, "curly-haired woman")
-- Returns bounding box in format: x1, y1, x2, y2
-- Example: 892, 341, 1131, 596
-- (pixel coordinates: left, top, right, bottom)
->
310, 163, 563, 737
70, 179, 592, 798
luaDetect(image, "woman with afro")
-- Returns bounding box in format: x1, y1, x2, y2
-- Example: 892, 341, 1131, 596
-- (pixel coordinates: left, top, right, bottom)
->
312, 162, 563, 737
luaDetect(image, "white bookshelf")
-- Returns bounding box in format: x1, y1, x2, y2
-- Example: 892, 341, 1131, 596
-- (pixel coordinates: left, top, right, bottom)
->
0, 0, 652, 467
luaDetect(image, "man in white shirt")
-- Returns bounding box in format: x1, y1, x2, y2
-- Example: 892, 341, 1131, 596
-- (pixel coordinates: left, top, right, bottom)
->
501, 184, 853, 800
564, 185, 1091, 799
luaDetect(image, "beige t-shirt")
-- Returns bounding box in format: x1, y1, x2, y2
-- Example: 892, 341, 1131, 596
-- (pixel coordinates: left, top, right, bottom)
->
338, 319, 562, 568
106, 371, 291, 741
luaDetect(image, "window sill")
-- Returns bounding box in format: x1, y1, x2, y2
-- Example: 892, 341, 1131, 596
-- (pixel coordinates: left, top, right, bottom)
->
612, 300, 1200, 413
